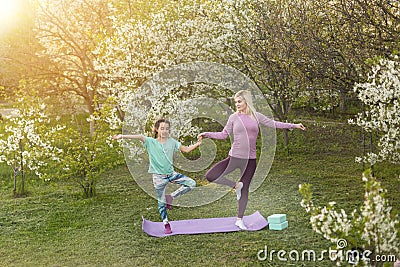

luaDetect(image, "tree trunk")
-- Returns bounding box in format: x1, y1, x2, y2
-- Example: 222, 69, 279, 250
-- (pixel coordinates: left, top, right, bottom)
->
19, 139, 25, 196
81, 180, 95, 198
13, 167, 17, 196
89, 120, 96, 137
283, 129, 289, 147
89, 182, 95, 198
85, 95, 96, 137
339, 89, 347, 112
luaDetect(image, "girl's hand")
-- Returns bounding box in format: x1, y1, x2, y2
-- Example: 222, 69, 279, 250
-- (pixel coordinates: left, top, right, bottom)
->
112, 134, 122, 140
197, 133, 205, 140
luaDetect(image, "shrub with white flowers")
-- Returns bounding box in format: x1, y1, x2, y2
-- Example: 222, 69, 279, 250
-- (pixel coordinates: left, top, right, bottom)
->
299, 171, 399, 266
349, 56, 400, 165
0, 98, 63, 196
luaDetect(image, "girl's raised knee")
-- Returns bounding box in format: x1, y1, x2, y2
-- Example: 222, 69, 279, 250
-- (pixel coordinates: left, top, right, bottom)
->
189, 180, 196, 189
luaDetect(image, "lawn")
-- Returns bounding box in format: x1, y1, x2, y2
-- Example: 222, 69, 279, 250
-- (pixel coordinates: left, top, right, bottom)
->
0, 119, 399, 266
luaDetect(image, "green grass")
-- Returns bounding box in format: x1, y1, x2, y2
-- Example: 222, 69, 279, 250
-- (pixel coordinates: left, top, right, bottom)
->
0, 119, 399, 266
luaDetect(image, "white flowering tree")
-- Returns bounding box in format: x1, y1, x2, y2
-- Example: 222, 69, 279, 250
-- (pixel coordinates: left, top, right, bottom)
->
0, 92, 63, 196
96, 0, 364, 146
28, 0, 125, 197
96, 0, 304, 139
299, 171, 399, 266
349, 57, 400, 165
94, 0, 232, 137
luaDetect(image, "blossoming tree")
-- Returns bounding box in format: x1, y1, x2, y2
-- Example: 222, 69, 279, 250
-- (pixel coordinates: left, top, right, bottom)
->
350, 57, 400, 165
94, 0, 230, 137
95, 0, 305, 141
299, 171, 399, 266
29, 0, 124, 196
0, 93, 63, 196
300, 56, 400, 266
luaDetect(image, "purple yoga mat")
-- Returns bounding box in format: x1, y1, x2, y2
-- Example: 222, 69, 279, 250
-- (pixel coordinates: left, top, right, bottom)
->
142, 211, 269, 237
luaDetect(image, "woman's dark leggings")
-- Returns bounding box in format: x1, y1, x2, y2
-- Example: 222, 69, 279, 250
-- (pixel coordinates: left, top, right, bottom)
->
205, 156, 257, 218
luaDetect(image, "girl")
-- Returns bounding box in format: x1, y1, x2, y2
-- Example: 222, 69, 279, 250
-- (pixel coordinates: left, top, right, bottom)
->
113, 119, 202, 234
198, 90, 306, 230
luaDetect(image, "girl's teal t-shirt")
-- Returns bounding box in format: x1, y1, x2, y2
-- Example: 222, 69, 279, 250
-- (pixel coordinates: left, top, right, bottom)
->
143, 137, 181, 174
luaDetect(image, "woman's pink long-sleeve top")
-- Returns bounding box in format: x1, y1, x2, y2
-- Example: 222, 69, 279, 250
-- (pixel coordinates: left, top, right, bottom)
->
204, 112, 297, 159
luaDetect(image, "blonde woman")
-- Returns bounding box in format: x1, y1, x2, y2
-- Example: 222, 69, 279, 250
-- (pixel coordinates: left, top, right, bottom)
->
198, 90, 305, 230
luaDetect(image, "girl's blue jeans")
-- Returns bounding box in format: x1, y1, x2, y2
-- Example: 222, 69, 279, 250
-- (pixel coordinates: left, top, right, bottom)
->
152, 172, 196, 223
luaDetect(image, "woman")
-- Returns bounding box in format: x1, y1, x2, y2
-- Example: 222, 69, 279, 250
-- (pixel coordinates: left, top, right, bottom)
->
198, 90, 306, 230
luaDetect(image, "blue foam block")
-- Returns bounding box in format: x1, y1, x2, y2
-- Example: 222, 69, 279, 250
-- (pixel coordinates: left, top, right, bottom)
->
267, 214, 286, 224
269, 221, 288, 230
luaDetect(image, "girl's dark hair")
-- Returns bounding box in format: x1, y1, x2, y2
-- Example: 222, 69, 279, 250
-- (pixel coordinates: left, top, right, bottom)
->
153, 119, 171, 138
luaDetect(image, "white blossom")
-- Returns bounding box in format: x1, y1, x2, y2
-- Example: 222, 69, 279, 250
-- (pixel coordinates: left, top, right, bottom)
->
350, 57, 400, 165
299, 173, 399, 265
0, 98, 64, 179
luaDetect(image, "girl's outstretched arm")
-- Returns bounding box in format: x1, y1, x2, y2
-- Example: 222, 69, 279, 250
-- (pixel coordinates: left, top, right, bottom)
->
180, 138, 202, 153
112, 134, 146, 142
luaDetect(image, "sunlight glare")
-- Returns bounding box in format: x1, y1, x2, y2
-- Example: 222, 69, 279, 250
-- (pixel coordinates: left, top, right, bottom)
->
0, 0, 23, 33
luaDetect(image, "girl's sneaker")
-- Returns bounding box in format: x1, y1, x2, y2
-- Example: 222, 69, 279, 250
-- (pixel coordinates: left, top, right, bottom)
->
164, 223, 172, 234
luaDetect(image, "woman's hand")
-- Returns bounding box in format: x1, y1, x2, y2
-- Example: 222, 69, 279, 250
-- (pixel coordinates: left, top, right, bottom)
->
296, 124, 306, 131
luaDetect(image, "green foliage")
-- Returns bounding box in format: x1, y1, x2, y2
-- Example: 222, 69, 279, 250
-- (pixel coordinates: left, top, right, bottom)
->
298, 182, 313, 205
54, 110, 123, 198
